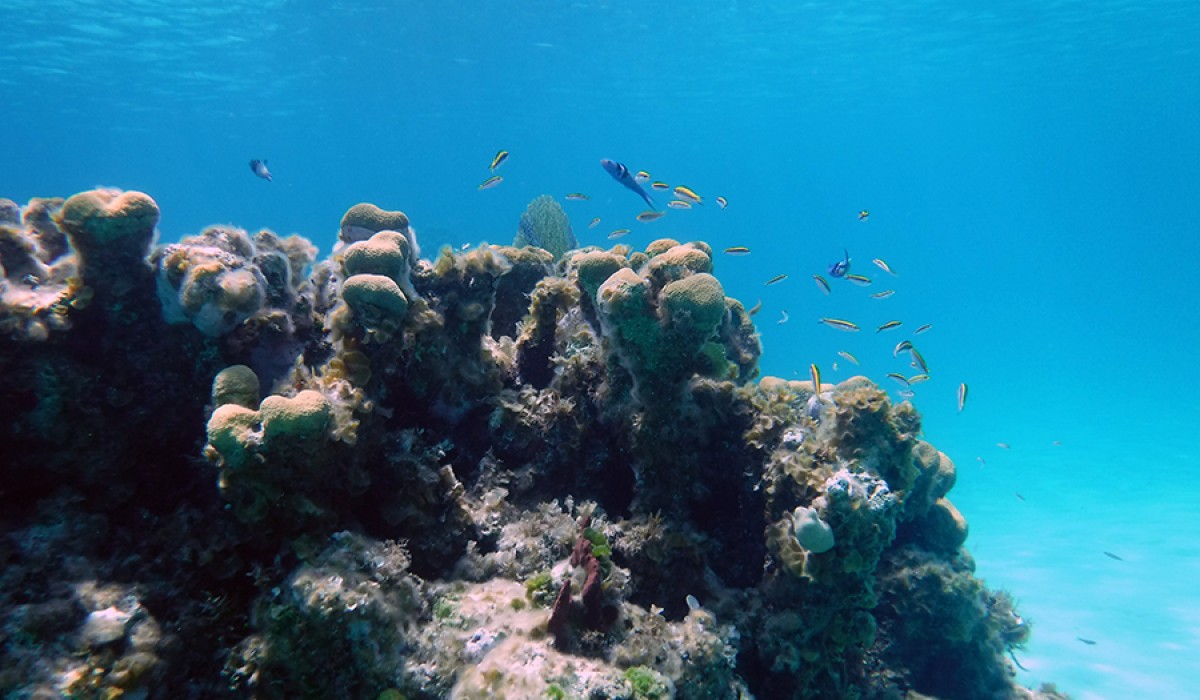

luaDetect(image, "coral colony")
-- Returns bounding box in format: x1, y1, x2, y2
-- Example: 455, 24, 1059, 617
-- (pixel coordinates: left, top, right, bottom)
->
0, 190, 1067, 699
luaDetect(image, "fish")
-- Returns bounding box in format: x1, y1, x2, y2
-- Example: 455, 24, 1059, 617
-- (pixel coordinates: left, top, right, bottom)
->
667, 200, 692, 209
828, 249, 851, 278
1103, 551, 1123, 561
478, 175, 503, 190
819, 317, 860, 332
565, 193, 590, 201
893, 340, 913, 357
716, 196, 728, 209
898, 389, 915, 399
1076, 637, 1097, 646
997, 442, 1011, 449
812, 274, 831, 295
976, 456, 986, 467
872, 258, 897, 276
778, 310, 789, 324
489, 150, 509, 170
908, 373, 930, 384
810, 363, 821, 395
909, 347, 928, 373
249, 159, 272, 182
837, 350, 859, 365
636, 211, 665, 223
914, 323, 933, 334
887, 373, 911, 387
858, 210, 869, 221
765, 274, 788, 286
747, 299, 762, 316
634, 170, 651, 183
832, 362, 839, 371
600, 159, 656, 209
589, 217, 601, 228
673, 185, 702, 204
650, 181, 671, 191
1015, 492, 1026, 501
876, 320, 902, 332
957, 382, 968, 412
1052, 440, 1062, 446
871, 289, 895, 299
845, 273, 872, 287
724, 246, 751, 255
607, 228, 632, 239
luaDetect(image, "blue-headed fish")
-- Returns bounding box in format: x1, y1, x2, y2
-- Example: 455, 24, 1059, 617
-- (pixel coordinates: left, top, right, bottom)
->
249, 159, 272, 182
828, 249, 850, 278
601, 159, 656, 209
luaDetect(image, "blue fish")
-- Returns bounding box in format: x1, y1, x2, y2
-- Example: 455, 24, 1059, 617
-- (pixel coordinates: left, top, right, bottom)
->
249, 159, 272, 182
828, 248, 850, 278
600, 159, 655, 209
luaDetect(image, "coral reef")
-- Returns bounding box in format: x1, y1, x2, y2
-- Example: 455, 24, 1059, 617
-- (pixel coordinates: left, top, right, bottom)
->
0, 189, 1067, 700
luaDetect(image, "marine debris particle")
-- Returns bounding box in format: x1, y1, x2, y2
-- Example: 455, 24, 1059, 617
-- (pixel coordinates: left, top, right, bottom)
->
0, 188, 1064, 700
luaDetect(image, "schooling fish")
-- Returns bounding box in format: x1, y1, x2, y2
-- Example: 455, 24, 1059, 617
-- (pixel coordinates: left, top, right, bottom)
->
957, 382, 968, 412
724, 246, 751, 255
765, 273, 788, 286
636, 210, 665, 222
589, 217, 601, 228
716, 196, 728, 209
747, 299, 763, 316
778, 310, 789, 324
858, 210, 870, 221
565, 193, 590, 201
600, 159, 656, 209
478, 175, 503, 190
813, 274, 831, 295
914, 323, 933, 334
828, 249, 850, 278
673, 185, 703, 205
249, 159, 272, 182
818, 317, 860, 332
635, 170, 651, 183
837, 350, 860, 365
876, 320, 902, 332
1103, 551, 1123, 561
846, 273, 872, 287
489, 150, 509, 170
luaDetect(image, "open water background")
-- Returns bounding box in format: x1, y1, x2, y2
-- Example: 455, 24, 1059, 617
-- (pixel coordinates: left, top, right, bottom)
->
2, 2, 1198, 697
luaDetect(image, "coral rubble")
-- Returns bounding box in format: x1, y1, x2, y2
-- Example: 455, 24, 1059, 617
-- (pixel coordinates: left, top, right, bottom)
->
0, 189, 1066, 699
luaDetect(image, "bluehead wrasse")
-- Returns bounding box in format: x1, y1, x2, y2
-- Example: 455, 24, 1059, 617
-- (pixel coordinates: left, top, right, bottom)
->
810, 363, 821, 395
871, 289, 895, 299
915, 323, 933, 334
858, 210, 869, 220
651, 181, 671, 191
837, 350, 859, 365
778, 310, 789, 324
909, 347, 928, 373
957, 382, 968, 412
997, 442, 1011, 449
1076, 637, 1097, 646
1103, 551, 1123, 561
489, 150, 509, 170
600, 159, 656, 209
845, 273, 872, 286
635, 170, 651, 183
589, 217, 601, 228
636, 210, 665, 222
724, 246, 751, 255
765, 274, 788, 286
887, 373, 910, 387
1015, 492, 1025, 501
608, 228, 631, 239
898, 389, 915, 399
819, 317, 859, 332
673, 185, 702, 203
249, 159, 272, 181
893, 340, 912, 357
667, 199, 692, 209
876, 320, 902, 332
716, 196, 728, 209
872, 258, 897, 275
478, 175, 503, 190
747, 299, 763, 316
908, 373, 930, 384
565, 192, 589, 200
828, 249, 850, 278
813, 274, 831, 295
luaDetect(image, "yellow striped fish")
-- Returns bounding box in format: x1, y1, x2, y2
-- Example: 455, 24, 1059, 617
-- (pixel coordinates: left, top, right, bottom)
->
813, 274, 831, 295
810, 363, 821, 396
489, 150, 509, 170
915, 323, 933, 334
837, 350, 860, 365
819, 317, 860, 332
724, 246, 751, 255
667, 200, 692, 209
636, 211, 665, 222
478, 175, 503, 190
876, 320, 902, 332
909, 347, 928, 373
846, 273, 872, 286
589, 217, 601, 228
765, 274, 788, 286
871, 289, 895, 299
887, 373, 910, 387
958, 383, 968, 412
673, 185, 702, 204
872, 258, 897, 276
651, 181, 671, 191
608, 228, 631, 239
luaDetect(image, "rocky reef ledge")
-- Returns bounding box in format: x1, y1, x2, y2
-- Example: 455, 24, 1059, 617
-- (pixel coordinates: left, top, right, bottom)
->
0, 191, 1068, 699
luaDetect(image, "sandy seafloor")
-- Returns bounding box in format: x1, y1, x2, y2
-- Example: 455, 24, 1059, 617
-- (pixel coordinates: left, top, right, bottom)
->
3, 1, 1199, 697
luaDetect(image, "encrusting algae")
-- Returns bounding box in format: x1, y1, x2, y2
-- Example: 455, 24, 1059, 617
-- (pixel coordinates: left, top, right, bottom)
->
0, 189, 1070, 700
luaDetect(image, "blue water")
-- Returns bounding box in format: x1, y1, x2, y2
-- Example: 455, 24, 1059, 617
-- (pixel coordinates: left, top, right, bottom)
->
3, 2, 1199, 697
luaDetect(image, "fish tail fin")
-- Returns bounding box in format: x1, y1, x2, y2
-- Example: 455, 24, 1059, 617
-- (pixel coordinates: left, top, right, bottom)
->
641, 190, 656, 210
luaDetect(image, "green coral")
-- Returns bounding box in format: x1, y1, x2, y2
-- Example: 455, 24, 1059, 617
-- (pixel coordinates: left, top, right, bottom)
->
624, 666, 671, 700
515, 195, 577, 260
341, 273, 409, 319
211, 364, 260, 409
